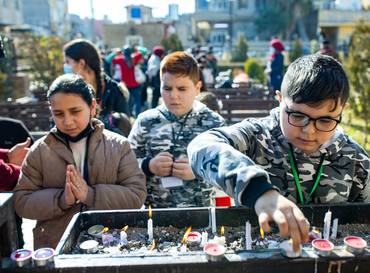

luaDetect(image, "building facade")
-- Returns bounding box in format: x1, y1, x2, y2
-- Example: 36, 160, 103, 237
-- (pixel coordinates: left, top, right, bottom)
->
0, 0, 23, 25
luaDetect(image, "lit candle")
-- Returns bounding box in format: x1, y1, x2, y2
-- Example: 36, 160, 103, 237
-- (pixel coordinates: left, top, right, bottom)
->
323, 210, 332, 240
245, 221, 252, 250
330, 218, 338, 240
120, 225, 129, 245
344, 236, 367, 254
312, 239, 334, 256
211, 207, 217, 234
212, 226, 226, 246
147, 205, 153, 242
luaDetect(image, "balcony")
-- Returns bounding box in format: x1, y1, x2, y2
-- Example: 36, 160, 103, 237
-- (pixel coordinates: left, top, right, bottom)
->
319, 9, 370, 27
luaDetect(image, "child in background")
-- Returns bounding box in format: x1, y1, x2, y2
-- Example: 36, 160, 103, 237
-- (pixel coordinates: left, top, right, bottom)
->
188, 54, 370, 251
128, 51, 224, 208
14, 74, 146, 249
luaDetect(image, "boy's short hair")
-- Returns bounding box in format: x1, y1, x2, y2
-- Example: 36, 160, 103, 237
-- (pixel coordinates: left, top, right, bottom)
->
281, 54, 349, 110
160, 51, 200, 84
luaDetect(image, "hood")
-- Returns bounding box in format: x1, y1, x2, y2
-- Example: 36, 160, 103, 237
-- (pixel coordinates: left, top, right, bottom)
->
156, 100, 208, 122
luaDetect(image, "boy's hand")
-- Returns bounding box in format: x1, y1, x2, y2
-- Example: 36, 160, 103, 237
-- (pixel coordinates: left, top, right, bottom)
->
149, 152, 173, 177
67, 165, 88, 203
172, 158, 195, 180
254, 190, 310, 252
7, 137, 31, 166
63, 177, 76, 206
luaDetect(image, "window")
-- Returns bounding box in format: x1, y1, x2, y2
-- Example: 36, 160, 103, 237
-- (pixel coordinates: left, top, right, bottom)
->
238, 0, 248, 9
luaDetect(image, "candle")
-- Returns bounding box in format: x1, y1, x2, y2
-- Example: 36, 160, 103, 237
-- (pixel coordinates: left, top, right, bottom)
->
79, 240, 99, 254
200, 231, 208, 247
32, 248, 55, 266
203, 242, 226, 262
245, 221, 252, 250
211, 226, 226, 246
312, 239, 334, 256
10, 249, 32, 267
120, 230, 128, 245
308, 227, 322, 242
280, 239, 301, 258
330, 218, 338, 240
147, 205, 153, 242
211, 207, 217, 234
323, 210, 332, 240
187, 231, 202, 246
344, 236, 367, 254
87, 224, 104, 238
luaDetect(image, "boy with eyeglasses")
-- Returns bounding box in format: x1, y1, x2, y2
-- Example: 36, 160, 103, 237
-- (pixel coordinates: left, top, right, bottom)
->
187, 54, 370, 251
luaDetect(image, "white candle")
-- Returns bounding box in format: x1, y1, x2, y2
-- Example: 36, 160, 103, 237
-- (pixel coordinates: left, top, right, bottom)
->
330, 218, 338, 240
323, 210, 332, 240
120, 230, 128, 245
212, 235, 226, 246
147, 218, 153, 242
245, 221, 252, 250
200, 231, 208, 247
211, 207, 217, 234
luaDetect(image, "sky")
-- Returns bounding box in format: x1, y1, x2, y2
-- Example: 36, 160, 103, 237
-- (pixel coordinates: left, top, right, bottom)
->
67, 0, 195, 23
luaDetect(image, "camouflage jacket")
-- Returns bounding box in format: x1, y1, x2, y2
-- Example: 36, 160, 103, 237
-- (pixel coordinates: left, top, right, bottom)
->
128, 101, 225, 208
188, 108, 370, 206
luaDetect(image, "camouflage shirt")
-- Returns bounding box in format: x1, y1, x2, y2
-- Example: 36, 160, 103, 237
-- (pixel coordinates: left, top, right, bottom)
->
188, 108, 370, 206
128, 101, 225, 208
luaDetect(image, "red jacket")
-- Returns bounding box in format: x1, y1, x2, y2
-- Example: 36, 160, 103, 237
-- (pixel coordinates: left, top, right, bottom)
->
112, 55, 139, 88
0, 149, 21, 192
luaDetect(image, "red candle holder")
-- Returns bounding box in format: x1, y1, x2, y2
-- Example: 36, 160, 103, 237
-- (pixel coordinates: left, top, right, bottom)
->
10, 249, 33, 267
312, 239, 334, 256
203, 242, 226, 262
32, 248, 55, 266
344, 236, 367, 254
187, 231, 202, 246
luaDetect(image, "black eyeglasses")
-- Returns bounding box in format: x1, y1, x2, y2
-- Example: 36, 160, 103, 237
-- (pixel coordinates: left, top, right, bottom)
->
285, 107, 342, 132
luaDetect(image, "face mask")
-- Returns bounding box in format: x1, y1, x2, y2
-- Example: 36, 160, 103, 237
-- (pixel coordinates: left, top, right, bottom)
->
63, 63, 73, 74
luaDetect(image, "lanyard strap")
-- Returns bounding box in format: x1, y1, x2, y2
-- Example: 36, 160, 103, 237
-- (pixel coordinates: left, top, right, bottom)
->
287, 145, 325, 204
171, 112, 191, 155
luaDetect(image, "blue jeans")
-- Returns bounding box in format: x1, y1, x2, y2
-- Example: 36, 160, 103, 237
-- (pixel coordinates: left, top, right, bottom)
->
128, 86, 142, 117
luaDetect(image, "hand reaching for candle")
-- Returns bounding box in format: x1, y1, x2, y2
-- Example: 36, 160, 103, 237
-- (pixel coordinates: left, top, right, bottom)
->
7, 137, 31, 166
149, 152, 173, 177
254, 190, 310, 252
172, 158, 195, 180
67, 164, 88, 203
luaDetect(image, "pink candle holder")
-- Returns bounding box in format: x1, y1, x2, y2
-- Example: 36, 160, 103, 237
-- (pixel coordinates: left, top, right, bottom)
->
187, 231, 202, 246
32, 248, 55, 266
344, 236, 367, 254
10, 249, 33, 267
312, 239, 334, 256
203, 242, 226, 262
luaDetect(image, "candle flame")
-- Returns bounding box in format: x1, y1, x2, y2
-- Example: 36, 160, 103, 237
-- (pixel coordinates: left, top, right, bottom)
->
260, 227, 265, 239
181, 226, 192, 244
103, 227, 109, 233
122, 225, 129, 232
220, 226, 225, 236
149, 239, 156, 251
148, 205, 152, 219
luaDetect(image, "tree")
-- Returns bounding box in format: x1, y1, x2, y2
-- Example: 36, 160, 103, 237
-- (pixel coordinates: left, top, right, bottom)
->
231, 36, 248, 62
255, 0, 313, 40
289, 38, 303, 63
244, 58, 265, 84
346, 20, 370, 146
18, 34, 64, 92
161, 34, 183, 53
0, 35, 17, 101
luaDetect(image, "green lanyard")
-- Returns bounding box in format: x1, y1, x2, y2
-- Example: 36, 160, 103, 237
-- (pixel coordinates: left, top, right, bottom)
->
287, 145, 325, 204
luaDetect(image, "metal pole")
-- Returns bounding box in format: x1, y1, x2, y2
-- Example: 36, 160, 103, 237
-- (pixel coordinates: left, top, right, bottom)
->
90, 0, 95, 42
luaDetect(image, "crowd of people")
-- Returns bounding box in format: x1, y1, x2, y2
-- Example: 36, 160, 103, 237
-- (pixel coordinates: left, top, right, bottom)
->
0, 38, 368, 253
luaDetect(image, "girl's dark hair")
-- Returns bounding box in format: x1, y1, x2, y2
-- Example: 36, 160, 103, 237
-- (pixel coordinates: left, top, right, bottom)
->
281, 54, 349, 110
47, 74, 95, 106
63, 39, 104, 103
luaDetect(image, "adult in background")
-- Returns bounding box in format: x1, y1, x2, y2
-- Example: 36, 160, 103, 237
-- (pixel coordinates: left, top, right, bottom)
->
63, 39, 130, 135
265, 38, 285, 94
147, 45, 165, 108
113, 46, 142, 117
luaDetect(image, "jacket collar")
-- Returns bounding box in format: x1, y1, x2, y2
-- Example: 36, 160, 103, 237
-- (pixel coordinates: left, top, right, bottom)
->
157, 100, 206, 122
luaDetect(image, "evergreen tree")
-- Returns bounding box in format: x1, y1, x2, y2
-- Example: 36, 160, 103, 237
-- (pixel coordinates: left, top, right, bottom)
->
231, 36, 248, 62
289, 38, 303, 63
161, 34, 183, 53
346, 20, 370, 146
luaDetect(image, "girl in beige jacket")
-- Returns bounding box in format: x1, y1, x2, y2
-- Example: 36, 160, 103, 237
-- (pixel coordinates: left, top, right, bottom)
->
14, 74, 146, 249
